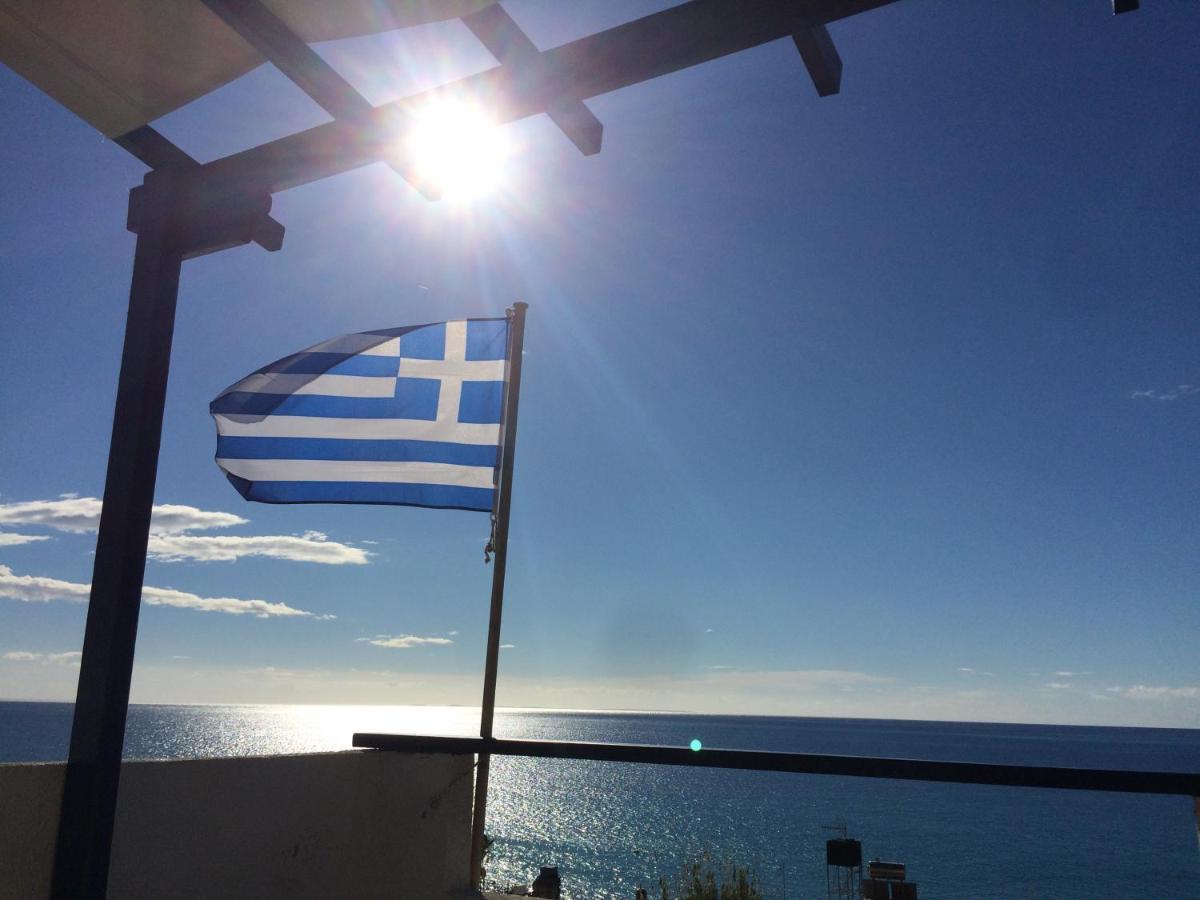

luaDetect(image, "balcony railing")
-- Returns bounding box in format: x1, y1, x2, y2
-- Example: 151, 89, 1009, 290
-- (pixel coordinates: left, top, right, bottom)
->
353, 732, 1200, 796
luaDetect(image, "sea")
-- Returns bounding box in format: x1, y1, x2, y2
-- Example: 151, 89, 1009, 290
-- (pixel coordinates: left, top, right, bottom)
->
2, 702, 1197, 899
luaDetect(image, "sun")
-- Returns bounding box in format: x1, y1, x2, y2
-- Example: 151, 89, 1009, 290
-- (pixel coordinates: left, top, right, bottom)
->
404, 100, 511, 201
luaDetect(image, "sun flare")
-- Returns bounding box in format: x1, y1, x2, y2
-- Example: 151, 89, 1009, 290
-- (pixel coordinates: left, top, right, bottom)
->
404, 100, 511, 201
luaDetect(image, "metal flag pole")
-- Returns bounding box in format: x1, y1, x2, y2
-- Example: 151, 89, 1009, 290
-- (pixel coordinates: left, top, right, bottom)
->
470, 300, 528, 888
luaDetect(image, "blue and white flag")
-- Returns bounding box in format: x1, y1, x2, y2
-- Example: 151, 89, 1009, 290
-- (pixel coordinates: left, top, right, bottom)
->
210, 318, 509, 512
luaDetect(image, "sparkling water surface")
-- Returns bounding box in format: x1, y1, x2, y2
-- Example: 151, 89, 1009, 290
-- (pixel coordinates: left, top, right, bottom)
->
2, 702, 1197, 899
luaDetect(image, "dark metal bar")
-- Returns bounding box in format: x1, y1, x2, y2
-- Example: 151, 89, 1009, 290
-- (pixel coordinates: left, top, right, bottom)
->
1113, 0, 1139, 13
462, 4, 603, 156
470, 301, 529, 887
793, 24, 843, 96
197, 0, 901, 195
353, 734, 1200, 798
51, 181, 187, 900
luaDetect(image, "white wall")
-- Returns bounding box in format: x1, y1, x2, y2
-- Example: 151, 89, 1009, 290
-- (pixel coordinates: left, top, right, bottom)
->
0, 751, 475, 899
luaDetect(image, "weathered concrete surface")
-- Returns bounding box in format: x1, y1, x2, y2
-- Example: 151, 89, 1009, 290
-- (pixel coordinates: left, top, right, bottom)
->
0, 750, 474, 899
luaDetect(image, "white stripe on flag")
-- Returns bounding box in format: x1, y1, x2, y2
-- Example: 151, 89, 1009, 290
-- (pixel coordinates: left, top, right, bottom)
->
291, 374, 397, 397
234, 373, 396, 397
217, 458, 495, 488
213, 414, 500, 444
398, 359, 505, 380
361, 338, 400, 356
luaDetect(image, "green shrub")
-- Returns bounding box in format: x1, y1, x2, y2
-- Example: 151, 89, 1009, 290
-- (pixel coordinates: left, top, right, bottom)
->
656, 856, 762, 900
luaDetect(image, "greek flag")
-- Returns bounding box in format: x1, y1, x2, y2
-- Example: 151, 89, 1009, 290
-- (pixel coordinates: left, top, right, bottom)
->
210, 318, 509, 512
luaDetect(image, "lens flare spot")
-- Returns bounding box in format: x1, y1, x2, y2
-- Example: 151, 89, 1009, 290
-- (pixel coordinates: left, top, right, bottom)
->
690, 738, 702, 752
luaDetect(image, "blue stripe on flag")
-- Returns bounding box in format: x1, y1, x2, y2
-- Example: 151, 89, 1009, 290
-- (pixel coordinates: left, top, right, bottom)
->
263, 353, 399, 377
211, 379, 440, 419
226, 476, 495, 511
400, 323, 446, 359
217, 436, 498, 467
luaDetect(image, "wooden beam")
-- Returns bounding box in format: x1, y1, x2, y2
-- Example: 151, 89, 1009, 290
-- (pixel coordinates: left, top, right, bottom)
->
112, 126, 285, 250
792, 24, 842, 96
198, 0, 432, 196
462, 4, 603, 156
195, 0, 901, 196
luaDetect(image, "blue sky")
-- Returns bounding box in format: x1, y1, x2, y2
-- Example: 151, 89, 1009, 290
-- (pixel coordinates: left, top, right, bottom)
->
1, 1, 1197, 725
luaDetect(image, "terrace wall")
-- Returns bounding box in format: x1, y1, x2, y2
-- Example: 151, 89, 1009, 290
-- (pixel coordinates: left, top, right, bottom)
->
0, 750, 474, 898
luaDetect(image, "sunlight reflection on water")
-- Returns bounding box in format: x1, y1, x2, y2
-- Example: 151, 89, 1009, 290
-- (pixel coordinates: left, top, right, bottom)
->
122, 703, 480, 758
5, 703, 1198, 900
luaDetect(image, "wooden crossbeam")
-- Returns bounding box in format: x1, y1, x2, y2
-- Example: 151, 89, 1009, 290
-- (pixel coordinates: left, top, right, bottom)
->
793, 23, 842, 96
198, 0, 433, 196
462, 4, 603, 156
112, 125, 285, 251
196, 0, 901, 196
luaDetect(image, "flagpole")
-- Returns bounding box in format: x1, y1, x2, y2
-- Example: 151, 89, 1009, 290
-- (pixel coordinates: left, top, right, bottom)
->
470, 300, 528, 889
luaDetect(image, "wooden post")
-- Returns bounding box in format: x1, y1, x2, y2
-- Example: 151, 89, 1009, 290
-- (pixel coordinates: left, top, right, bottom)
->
51, 170, 280, 898
51, 187, 185, 899
470, 301, 528, 888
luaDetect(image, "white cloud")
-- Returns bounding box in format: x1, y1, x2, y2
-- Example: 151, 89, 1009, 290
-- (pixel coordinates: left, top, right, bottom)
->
1105, 685, 1200, 701
363, 634, 454, 649
3, 650, 81, 665
146, 533, 368, 565
1044, 682, 1073, 690
958, 667, 975, 673
1, 497, 366, 566
0, 533, 51, 547
0, 497, 246, 535
448, 630, 459, 636
0, 566, 89, 603
500, 643, 515, 649
0, 564, 326, 619
141, 584, 325, 618
1129, 384, 1199, 402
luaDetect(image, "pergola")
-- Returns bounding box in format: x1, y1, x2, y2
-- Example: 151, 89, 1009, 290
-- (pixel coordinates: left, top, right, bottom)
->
1, 1, 1161, 897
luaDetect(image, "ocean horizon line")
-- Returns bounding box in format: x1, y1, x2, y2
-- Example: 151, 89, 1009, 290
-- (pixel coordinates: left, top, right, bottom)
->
2, 698, 1196, 734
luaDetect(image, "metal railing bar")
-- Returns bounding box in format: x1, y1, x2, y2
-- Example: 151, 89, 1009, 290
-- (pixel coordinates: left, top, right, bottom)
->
352, 733, 1200, 797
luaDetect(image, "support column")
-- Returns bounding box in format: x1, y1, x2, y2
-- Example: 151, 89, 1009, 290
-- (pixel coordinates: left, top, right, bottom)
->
51, 170, 281, 898
51, 198, 185, 899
